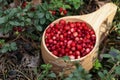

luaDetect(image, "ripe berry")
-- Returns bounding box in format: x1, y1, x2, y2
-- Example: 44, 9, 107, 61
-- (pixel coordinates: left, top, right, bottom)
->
30, 7, 36, 12
17, 27, 23, 32
21, 1, 27, 9
13, 26, 23, 32
59, 19, 66, 25
63, 10, 67, 15
51, 11, 56, 15
13, 27, 18, 31
59, 7, 63, 13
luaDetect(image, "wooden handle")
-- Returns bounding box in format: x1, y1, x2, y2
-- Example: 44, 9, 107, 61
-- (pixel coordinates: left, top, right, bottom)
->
79, 3, 117, 34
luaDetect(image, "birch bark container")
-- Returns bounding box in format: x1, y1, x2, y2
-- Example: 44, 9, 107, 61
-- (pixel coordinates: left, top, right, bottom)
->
41, 3, 117, 74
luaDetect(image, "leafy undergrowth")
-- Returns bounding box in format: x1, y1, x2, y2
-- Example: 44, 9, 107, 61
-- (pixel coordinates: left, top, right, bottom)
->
0, 0, 120, 80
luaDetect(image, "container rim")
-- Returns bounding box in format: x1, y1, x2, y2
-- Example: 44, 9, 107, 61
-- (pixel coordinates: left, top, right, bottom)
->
42, 17, 98, 62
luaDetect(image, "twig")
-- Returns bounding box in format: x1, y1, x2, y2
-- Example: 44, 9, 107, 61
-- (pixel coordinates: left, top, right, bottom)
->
20, 36, 30, 43
11, 34, 20, 42
109, 61, 120, 74
14, 70, 32, 80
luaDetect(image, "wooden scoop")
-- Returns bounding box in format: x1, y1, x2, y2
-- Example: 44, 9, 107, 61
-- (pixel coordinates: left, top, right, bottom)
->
41, 3, 117, 73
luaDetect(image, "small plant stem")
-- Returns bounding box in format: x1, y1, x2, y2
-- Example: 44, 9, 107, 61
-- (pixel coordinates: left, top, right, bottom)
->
20, 36, 30, 43
109, 61, 120, 74
11, 34, 21, 42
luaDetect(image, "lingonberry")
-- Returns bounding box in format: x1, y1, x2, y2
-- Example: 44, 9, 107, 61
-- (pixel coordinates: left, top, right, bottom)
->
13, 27, 18, 31
17, 27, 23, 32
21, 1, 27, 9
51, 11, 56, 15
30, 7, 36, 12
59, 7, 63, 13
63, 10, 67, 15
13, 26, 23, 32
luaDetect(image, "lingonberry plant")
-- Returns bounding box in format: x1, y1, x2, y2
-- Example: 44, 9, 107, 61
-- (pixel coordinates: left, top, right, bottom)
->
0, 1, 54, 41
45, 19, 96, 59
46, 0, 84, 19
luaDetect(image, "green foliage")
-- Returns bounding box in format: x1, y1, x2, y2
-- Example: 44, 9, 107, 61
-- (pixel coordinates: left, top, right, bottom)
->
112, 1, 120, 35
64, 62, 92, 80
93, 59, 102, 71
37, 64, 56, 80
65, 0, 84, 10
0, 42, 17, 53
0, 2, 54, 41
48, 0, 84, 15
0, 0, 9, 7
0, 39, 5, 45
48, 0, 71, 10
98, 47, 120, 80
98, 70, 114, 80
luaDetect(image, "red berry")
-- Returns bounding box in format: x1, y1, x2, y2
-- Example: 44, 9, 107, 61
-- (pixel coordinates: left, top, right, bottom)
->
73, 32, 78, 37
17, 27, 23, 32
59, 7, 63, 13
63, 10, 67, 15
59, 19, 66, 25
21, 1, 27, 9
30, 7, 36, 11
13, 27, 17, 31
75, 51, 80, 56
77, 45, 82, 50
51, 11, 56, 15
52, 51, 58, 56
71, 42, 76, 47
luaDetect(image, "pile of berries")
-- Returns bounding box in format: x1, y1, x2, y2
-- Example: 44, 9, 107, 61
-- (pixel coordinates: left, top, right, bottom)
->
45, 19, 96, 60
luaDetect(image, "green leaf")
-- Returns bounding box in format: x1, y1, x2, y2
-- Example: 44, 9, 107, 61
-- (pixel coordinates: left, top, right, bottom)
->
41, 2, 48, 11
40, 18, 46, 24
115, 66, 120, 75
93, 59, 102, 70
35, 25, 43, 31
47, 73, 56, 78
102, 54, 112, 58
62, 56, 70, 61
45, 12, 50, 19
20, 22, 25, 26
0, 43, 9, 53
64, 5, 71, 9
8, 8, 18, 18
10, 42, 17, 51
0, 17, 6, 24
0, 48, 8, 53
0, 39, 5, 44
9, 21, 20, 26
116, 54, 120, 61
74, 3, 80, 10
34, 19, 39, 26
26, 18, 31, 24
0, 0, 2, 2
37, 12, 44, 18
3, 25, 12, 33
41, 64, 52, 70
49, 14, 54, 21
98, 72, 105, 79
27, 13, 34, 18
19, 17, 25, 21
